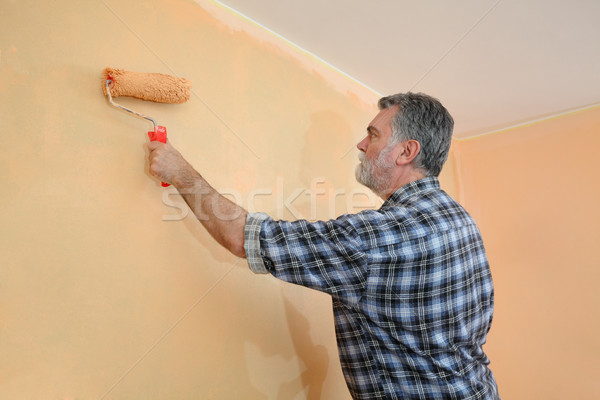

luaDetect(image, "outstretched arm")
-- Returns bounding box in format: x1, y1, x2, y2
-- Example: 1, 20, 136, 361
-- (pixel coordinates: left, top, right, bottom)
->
147, 141, 247, 258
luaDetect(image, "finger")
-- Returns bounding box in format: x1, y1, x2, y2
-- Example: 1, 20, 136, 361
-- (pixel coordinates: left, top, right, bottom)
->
146, 141, 164, 152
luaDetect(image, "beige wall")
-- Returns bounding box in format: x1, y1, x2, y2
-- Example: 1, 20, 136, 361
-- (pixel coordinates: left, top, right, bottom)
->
0, 0, 380, 398
454, 106, 600, 399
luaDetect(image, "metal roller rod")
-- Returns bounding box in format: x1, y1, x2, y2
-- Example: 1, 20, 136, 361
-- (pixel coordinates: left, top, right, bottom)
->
105, 79, 158, 130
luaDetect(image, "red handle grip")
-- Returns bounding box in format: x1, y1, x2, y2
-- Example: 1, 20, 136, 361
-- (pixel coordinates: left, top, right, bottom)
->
148, 126, 170, 187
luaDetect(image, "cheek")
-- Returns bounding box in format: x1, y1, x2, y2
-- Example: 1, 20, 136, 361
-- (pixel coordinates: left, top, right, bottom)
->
366, 147, 381, 161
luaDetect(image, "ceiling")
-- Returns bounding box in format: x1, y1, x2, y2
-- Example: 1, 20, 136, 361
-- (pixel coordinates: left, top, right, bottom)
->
209, 0, 600, 138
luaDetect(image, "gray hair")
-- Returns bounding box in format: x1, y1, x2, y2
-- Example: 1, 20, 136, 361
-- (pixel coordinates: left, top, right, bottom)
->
378, 92, 454, 177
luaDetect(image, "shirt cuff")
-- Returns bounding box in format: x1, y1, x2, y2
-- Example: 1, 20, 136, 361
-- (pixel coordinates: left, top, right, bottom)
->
244, 212, 271, 274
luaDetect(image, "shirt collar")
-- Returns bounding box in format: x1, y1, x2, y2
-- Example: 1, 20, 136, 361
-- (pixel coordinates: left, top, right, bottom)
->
381, 176, 440, 207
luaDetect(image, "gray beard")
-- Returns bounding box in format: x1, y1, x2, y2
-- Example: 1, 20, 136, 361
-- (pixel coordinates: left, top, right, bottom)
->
355, 144, 396, 196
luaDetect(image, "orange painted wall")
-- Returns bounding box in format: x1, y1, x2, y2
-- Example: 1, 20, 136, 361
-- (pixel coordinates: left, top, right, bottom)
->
0, 0, 381, 398
454, 106, 600, 399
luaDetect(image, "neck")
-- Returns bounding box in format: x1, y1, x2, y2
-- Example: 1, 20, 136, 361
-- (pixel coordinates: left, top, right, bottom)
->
378, 168, 427, 200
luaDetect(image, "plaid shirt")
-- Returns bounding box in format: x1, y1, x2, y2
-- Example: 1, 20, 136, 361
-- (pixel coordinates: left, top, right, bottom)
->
244, 177, 499, 399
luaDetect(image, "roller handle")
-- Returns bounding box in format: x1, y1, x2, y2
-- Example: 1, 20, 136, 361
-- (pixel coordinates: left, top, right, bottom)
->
147, 126, 170, 187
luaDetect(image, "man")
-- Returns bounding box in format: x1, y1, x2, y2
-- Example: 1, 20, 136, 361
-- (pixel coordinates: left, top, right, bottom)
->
147, 92, 499, 399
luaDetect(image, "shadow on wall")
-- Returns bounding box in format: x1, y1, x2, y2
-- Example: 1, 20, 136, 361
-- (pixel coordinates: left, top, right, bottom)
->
240, 289, 333, 399
299, 110, 356, 188
296, 110, 378, 221
234, 111, 361, 397
278, 296, 330, 399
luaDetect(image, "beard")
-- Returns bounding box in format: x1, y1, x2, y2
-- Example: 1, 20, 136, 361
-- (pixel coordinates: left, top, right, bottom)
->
355, 143, 397, 196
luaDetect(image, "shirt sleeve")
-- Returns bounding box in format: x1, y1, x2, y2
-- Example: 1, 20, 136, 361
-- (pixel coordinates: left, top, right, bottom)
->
244, 212, 370, 302
244, 212, 271, 274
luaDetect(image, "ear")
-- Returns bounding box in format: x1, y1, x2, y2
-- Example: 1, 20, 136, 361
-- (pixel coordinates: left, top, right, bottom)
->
395, 140, 421, 166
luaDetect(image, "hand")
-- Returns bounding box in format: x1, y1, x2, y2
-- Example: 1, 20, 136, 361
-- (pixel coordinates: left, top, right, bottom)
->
146, 141, 198, 188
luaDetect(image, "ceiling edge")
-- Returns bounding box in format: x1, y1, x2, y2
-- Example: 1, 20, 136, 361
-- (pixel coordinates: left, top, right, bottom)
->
454, 103, 600, 142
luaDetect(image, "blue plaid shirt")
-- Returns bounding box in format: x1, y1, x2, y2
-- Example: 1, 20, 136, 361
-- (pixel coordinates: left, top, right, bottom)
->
244, 177, 499, 399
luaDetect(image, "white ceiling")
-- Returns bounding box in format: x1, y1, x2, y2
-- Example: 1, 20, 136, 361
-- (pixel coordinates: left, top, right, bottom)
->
212, 0, 600, 138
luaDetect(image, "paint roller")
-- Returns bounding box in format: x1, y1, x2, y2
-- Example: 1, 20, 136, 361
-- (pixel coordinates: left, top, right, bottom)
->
103, 67, 192, 187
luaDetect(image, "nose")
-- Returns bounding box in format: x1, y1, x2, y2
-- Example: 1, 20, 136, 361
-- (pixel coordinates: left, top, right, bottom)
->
357, 136, 368, 152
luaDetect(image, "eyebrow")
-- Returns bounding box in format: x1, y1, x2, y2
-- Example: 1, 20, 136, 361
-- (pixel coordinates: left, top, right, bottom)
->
367, 126, 379, 135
